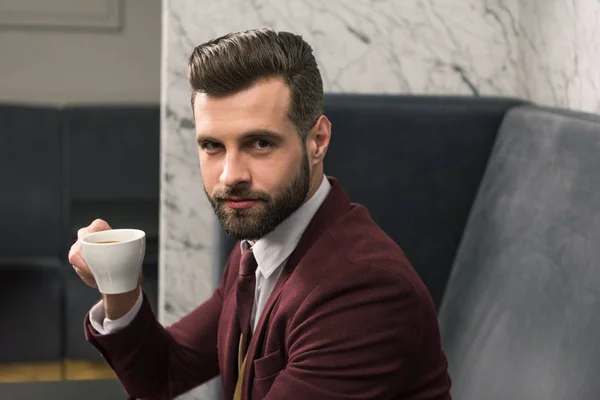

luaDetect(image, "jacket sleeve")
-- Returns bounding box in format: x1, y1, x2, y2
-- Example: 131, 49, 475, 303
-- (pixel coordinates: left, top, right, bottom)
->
84, 261, 235, 400
263, 264, 450, 400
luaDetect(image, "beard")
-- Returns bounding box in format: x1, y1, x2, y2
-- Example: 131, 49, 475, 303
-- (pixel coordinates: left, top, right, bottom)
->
205, 151, 311, 241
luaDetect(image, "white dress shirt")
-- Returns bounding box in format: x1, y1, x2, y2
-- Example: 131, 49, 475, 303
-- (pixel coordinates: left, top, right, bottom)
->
90, 175, 331, 335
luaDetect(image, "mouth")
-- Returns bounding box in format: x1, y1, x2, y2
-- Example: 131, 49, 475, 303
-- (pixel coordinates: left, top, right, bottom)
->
221, 198, 261, 210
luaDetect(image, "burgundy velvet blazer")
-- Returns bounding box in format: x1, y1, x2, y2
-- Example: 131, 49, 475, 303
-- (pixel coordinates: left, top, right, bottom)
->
84, 177, 452, 399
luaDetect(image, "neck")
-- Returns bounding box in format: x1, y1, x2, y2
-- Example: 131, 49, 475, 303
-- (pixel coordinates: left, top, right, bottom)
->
304, 168, 324, 204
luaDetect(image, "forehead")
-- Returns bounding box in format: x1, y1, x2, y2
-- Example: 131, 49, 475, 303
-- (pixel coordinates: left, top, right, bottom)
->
193, 77, 295, 136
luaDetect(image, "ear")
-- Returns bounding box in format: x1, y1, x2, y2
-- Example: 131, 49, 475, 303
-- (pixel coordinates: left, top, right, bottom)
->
306, 115, 331, 166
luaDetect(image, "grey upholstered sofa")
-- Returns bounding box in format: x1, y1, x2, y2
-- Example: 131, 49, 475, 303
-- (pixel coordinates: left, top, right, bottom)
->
438, 105, 600, 399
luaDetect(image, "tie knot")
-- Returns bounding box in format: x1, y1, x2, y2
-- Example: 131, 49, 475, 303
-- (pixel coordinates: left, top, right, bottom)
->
239, 249, 258, 276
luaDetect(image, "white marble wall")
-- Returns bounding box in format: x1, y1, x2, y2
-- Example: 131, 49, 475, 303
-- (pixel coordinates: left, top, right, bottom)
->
159, 1, 600, 398
519, 0, 600, 113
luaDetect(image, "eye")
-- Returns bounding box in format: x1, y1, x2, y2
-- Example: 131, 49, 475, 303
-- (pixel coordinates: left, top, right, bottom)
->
253, 139, 272, 149
199, 140, 223, 152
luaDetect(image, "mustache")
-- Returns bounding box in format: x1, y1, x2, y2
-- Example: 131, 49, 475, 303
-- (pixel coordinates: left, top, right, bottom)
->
213, 187, 270, 202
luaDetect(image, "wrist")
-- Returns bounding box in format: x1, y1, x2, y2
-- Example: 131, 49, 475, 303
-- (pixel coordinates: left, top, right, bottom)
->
103, 286, 141, 320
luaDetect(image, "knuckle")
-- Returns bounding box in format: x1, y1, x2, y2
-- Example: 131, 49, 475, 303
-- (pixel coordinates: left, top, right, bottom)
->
90, 219, 111, 232
92, 218, 106, 227
68, 245, 79, 263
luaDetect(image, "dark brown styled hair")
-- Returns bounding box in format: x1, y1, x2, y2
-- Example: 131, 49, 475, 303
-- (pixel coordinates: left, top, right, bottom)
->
187, 28, 324, 137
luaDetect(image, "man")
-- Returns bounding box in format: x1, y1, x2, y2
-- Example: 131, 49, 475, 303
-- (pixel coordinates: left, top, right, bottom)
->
69, 28, 452, 399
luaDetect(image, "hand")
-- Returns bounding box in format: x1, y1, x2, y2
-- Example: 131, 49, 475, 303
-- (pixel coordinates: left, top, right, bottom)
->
68, 218, 112, 288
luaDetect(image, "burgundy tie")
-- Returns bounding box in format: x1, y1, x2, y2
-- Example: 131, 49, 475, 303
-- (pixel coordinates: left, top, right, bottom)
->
236, 247, 258, 358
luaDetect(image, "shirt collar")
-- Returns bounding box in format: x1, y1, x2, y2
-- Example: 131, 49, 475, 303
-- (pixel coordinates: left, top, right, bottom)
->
241, 175, 331, 279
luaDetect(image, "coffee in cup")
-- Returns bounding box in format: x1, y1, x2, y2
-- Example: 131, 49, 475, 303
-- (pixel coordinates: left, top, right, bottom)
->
80, 229, 146, 294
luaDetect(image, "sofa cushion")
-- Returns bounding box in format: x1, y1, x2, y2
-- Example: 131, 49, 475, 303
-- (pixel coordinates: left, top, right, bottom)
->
439, 105, 600, 399
0, 258, 64, 362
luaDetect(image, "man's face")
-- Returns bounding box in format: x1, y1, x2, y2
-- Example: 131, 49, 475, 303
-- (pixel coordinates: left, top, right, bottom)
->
194, 77, 311, 241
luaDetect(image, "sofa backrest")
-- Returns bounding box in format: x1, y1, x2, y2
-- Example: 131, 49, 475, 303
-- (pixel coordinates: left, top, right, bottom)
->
439, 105, 600, 399
322, 94, 524, 307
63, 105, 160, 250
0, 105, 63, 258
64, 106, 160, 202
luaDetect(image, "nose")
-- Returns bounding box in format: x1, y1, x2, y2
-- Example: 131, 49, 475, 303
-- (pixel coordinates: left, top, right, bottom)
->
219, 151, 250, 187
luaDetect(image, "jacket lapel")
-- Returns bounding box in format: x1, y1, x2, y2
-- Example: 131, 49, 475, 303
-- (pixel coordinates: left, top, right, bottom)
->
240, 176, 351, 399
220, 248, 243, 400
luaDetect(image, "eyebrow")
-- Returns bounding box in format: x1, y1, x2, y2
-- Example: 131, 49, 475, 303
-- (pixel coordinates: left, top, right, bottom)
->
196, 129, 284, 144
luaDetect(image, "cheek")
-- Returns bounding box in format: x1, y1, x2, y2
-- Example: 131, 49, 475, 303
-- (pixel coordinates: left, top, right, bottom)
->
198, 154, 220, 189
252, 152, 301, 187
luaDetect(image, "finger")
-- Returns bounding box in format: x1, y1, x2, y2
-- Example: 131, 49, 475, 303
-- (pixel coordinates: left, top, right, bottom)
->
68, 242, 79, 265
72, 265, 92, 279
89, 219, 111, 232
77, 219, 111, 240
68, 245, 89, 272
77, 228, 88, 240
71, 254, 88, 274
73, 266, 97, 288
68, 241, 81, 265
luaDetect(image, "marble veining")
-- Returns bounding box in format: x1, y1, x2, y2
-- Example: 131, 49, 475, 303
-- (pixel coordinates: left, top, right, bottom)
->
519, 0, 600, 113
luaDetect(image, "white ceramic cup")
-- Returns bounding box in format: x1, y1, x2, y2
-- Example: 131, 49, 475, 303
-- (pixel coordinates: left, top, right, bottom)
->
80, 229, 146, 294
